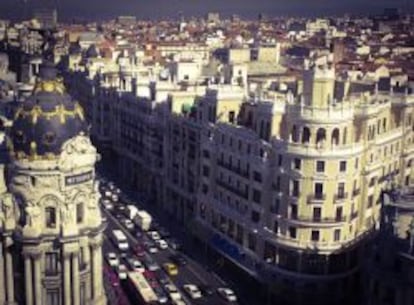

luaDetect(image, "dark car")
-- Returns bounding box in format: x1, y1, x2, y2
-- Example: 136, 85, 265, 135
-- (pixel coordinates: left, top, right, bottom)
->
168, 238, 182, 250
155, 270, 170, 285
199, 285, 214, 296
159, 227, 171, 238
170, 254, 187, 266
150, 221, 160, 231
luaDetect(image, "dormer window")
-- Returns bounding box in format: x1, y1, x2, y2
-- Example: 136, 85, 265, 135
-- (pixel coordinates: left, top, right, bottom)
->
43, 132, 56, 145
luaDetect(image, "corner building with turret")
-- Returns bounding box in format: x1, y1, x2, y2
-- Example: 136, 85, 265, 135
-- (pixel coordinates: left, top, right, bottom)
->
0, 63, 106, 305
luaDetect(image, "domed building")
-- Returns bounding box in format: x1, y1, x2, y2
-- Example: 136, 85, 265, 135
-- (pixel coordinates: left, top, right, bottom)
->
0, 62, 106, 305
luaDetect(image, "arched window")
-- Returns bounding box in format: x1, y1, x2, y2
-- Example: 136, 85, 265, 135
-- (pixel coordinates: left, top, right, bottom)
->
316, 128, 326, 144
292, 125, 299, 143
45, 207, 56, 228
331, 128, 340, 146
383, 118, 387, 132
302, 127, 311, 144
76, 203, 84, 224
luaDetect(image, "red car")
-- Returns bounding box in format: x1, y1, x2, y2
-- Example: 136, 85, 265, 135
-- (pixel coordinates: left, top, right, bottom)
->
133, 244, 145, 257
143, 270, 159, 289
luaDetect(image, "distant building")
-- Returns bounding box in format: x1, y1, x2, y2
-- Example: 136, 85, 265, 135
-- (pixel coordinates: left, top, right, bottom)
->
116, 16, 137, 26
207, 12, 220, 24
33, 8, 57, 30
365, 187, 414, 305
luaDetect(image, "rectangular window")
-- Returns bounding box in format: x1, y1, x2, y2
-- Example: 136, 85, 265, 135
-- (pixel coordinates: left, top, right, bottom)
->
274, 221, 279, 233
45, 207, 56, 228
275, 176, 281, 191
336, 206, 343, 221
229, 111, 235, 124
355, 158, 359, 169
314, 183, 324, 199
253, 189, 261, 204
253, 171, 262, 183
313, 207, 321, 221
289, 227, 297, 239
334, 229, 341, 241
248, 233, 257, 251
291, 204, 298, 219
278, 155, 283, 167
251, 211, 260, 223
45, 252, 58, 275
293, 158, 301, 170
339, 161, 347, 172
337, 182, 345, 198
76, 203, 83, 224
272, 199, 280, 214
311, 230, 320, 241
202, 150, 210, 159
292, 180, 300, 197
202, 165, 210, 177
316, 161, 325, 173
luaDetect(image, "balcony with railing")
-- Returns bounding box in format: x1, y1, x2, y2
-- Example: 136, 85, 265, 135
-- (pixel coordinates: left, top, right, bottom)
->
334, 192, 348, 203
216, 179, 249, 200
217, 159, 250, 179
307, 193, 326, 204
288, 215, 347, 228
352, 188, 361, 197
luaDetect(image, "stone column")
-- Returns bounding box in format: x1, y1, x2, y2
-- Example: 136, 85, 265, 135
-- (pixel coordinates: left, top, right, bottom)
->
24, 254, 33, 305
90, 239, 104, 302
63, 253, 72, 305
0, 243, 5, 305
83, 246, 92, 302
4, 240, 15, 305
72, 253, 80, 305
33, 253, 42, 305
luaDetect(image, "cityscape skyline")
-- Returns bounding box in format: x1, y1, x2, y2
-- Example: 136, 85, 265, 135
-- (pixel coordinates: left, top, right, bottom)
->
0, 5, 413, 305
0, 0, 411, 21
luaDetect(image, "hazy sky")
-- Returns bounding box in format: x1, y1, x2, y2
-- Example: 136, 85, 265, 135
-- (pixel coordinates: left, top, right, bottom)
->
0, 0, 410, 21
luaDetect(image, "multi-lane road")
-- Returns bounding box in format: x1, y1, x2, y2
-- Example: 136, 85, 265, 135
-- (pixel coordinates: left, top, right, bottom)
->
99, 177, 239, 305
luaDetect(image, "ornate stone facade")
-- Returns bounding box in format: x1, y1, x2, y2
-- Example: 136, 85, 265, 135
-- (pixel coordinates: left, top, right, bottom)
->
0, 64, 106, 305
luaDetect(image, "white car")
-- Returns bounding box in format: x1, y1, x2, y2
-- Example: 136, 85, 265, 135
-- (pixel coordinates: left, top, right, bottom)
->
122, 219, 134, 230
102, 200, 114, 210
183, 284, 202, 299
217, 288, 237, 302
127, 258, 145, 272
105, 252, 119, 267
116, 264, 128, 280
164, 284, 182, 301
111, 194, 119, 202
148, 231, 161, 240
156, 239, 168, 250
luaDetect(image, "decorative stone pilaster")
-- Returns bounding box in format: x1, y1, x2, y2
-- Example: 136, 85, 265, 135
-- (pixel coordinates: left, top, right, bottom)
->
72, 252, 80, 305
23, 253, 33, 305
63, 252, 72, 305
33, 252, 42, 305
0, 242, 5, 305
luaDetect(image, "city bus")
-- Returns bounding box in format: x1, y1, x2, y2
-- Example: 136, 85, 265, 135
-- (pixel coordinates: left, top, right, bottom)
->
125, 271, 159, 305
111, 229, 129, 252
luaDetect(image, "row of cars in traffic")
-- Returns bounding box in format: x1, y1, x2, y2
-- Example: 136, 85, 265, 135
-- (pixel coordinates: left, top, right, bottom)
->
99, 177, 238, 304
